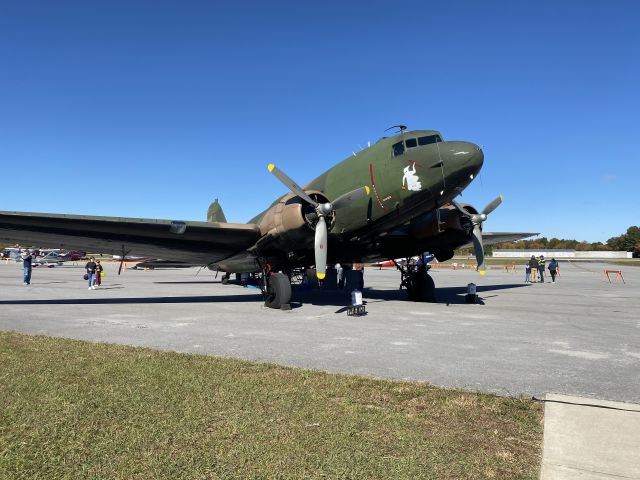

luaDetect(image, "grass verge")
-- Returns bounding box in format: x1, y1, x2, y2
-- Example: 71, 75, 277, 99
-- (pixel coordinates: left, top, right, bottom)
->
0, 332, 542, 479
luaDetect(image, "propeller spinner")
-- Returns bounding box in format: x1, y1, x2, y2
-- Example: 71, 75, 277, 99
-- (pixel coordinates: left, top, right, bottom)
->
451, 195, 504, 275
268, 164, 369, 279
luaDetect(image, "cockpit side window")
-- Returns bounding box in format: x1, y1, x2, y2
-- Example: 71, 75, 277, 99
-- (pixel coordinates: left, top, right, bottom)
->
405, 138, 417, 148
418, 135, 442, 146
392, 141, 405, 157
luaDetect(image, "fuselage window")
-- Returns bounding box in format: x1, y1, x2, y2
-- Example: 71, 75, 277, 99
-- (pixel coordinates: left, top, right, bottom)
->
392, 141, 405, 157
418, 135, 442, 146
405, 138, 417, 148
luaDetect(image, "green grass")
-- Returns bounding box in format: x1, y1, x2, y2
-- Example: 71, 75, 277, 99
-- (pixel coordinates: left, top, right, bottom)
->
0, 332, 543, 479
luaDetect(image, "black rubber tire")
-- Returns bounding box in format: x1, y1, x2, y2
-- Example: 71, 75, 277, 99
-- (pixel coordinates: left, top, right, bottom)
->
409, 272, 436, 302
221, 273, 230, 285
264, 272, 292, 309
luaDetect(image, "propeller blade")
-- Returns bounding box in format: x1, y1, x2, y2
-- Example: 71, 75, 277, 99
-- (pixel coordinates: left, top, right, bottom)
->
267, 164, 318, 206
332, 186, 370, 210
118, 259, 124, 275
471, 225, 486, 275
314, 215, 328, 280
450, 200, 470, 217
481, 195, 504, 216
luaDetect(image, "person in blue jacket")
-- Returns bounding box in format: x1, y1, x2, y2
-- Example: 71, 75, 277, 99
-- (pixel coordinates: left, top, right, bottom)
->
548, 258, 559, 283
21, 250, 33, 285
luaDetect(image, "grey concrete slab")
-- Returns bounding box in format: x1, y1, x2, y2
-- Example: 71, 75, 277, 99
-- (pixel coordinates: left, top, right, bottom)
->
540, 393, 640, 479
0, 260, 639, 403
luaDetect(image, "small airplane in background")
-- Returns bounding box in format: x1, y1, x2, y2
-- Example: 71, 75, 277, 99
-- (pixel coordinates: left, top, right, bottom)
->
0, 126, 536, 309
33, 249, 83, 267
372, 253, 435, 269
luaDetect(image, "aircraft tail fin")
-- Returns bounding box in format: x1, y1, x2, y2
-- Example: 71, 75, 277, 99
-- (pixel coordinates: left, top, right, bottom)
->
207, 198, 228, 223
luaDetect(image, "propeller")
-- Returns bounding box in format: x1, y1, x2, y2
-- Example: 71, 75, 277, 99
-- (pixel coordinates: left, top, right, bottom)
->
268, 164, 369, 280
451, 195, 504, 275
117, 248, 131, 275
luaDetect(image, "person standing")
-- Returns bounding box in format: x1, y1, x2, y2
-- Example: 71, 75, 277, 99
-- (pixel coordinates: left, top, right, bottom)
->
538, 255, 546, 283
548, 258, 558, 283
529, 255, 539, 282
524, 261, 531, 283
85, 257, 97, 290
95, 260, 103, 287
21, 250, 33, 285
353, 263, 365, 291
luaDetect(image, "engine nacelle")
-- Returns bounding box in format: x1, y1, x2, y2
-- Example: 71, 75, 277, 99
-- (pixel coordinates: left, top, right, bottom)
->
257, 190, 334, 251
408, 203, 478, 239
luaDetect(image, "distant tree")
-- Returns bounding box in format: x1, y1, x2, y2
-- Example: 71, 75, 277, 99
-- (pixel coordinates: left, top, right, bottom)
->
607, 226, 640, 255
456, 226, 639, 256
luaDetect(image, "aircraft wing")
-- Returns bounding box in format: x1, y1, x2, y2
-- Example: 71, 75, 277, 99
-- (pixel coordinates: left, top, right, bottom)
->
458, 231, 538, 249
0, 211, 261, 265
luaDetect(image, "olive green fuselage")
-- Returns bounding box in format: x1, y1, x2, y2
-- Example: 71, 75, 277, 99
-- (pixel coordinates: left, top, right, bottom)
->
220, 130, 484, 272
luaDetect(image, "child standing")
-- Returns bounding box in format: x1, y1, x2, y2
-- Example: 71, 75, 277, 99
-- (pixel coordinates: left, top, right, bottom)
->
95, 260, 103, 287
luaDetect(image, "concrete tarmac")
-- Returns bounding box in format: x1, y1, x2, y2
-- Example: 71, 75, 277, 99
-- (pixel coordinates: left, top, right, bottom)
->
540, 394, 640, 479
0, 260, 638, 403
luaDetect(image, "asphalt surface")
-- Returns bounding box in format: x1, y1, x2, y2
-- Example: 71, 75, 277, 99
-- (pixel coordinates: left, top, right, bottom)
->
1, 260, 638, 403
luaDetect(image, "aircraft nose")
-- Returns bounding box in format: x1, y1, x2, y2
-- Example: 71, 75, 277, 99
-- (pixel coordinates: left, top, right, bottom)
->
445, 141, 484, 178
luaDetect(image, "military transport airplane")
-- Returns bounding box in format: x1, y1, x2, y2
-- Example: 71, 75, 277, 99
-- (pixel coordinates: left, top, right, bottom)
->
0, 126, 535, 308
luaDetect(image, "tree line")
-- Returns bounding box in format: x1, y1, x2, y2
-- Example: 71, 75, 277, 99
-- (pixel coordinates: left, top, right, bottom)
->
459, 225, 640, 257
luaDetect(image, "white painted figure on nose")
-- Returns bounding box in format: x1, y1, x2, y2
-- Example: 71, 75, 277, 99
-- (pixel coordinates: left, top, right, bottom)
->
402, 162, 422, 191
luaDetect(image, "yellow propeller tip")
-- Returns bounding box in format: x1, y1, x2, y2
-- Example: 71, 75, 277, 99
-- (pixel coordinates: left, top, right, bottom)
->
365, 185, 370, 195
268, 163, 275, 172
479, 270, 487, 275
316, 273, 326, 280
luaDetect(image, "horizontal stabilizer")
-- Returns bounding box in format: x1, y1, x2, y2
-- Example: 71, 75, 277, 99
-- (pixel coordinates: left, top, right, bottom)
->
459, 232, 539, 249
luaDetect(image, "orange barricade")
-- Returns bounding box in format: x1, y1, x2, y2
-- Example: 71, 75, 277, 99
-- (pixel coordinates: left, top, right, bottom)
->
602, 270, 625, 284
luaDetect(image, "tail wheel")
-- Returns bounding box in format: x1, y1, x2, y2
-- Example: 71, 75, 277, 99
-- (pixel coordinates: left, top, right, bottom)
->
264, 272, 292, 309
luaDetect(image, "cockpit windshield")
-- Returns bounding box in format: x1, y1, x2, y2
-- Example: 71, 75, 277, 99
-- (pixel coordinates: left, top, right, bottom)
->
392, 134, 442, 156
418, 134, 442, 146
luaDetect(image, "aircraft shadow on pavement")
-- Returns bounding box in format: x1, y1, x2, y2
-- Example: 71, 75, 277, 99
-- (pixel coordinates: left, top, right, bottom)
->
0, 294, 262, 306
367, 283, 529, 305
0, 284, 528, 307
153, 281, 223, 284
292, 283, 528, 308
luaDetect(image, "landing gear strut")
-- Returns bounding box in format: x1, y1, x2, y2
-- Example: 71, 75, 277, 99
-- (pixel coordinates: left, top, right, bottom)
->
395, 260, 436, 302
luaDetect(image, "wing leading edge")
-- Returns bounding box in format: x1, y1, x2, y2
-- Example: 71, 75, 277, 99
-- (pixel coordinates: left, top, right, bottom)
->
0, 211, 261, 265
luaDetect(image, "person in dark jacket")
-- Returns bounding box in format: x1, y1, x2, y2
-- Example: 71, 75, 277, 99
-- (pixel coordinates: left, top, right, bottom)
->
95, 260, 103, 287
538, 255, 546, 283
85, 257, 97, 290
548, 258, 558, 283
21, 250, 33, 285
529, 255, 539, 282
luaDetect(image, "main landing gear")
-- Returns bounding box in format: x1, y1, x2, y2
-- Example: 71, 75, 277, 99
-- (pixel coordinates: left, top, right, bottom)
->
262, 272, 292, 309
395, 260, 436, 302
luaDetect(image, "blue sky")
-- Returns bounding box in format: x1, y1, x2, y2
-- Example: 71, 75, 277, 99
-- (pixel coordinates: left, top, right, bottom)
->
0, 1, 637, 242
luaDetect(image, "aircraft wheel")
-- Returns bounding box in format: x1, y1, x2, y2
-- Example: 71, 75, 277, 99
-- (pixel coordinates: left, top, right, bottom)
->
264, 272, 292, 309
221, 273, 230, 285
408, 272, 436, 302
